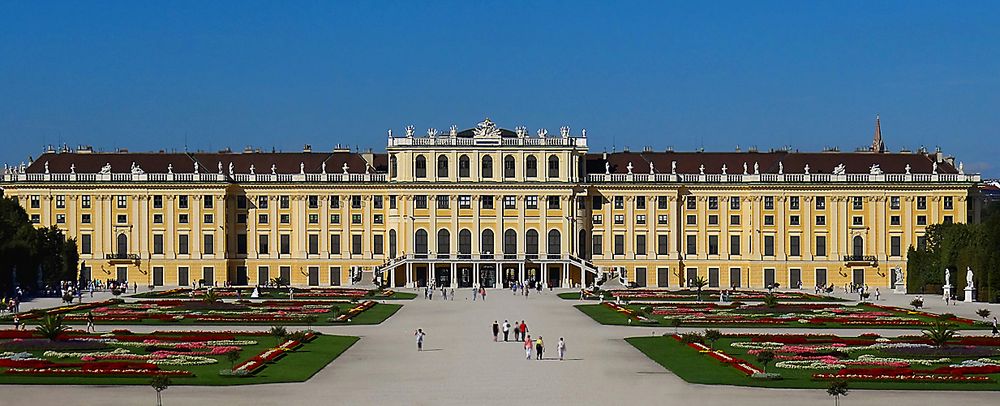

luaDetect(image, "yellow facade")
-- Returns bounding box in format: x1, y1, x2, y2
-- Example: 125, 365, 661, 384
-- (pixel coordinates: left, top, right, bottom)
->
0, 119, 980, 290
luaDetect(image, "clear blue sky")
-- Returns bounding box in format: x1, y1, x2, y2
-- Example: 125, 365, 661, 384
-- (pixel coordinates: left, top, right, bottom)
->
2, 1, 998, 175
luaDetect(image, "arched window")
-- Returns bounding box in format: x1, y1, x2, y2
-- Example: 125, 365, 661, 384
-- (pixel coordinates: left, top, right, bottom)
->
503, 155, 516, 178
548, 229, 561, 255
525, 156, 538, 178
437, 229, 450, 255
116, 233, 128, 256
414, 155, 427, 178
481, 229, 495, 255
481, 155, 493, 178
459, 229, 472, 255
459, 155, 470, 178
503, 229, 517, 255
525, 229, 539, 257
389, 155, 397, 179
414, 229, 428, 254
389, 230, 397, 258
548, 155, 560, 178
437, 155, 449, 178
578, 230, 588, 259
852, 236, 863, 257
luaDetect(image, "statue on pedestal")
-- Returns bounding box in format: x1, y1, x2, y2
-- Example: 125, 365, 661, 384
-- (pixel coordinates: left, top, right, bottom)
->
966, 267, 974, 289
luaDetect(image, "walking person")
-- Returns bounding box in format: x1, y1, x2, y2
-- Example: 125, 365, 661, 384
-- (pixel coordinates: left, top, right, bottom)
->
874, 288, 880, 301
86, 311, 96, 333
992, 317, 998, 337
480, 287, 486, 301
558, 337, 566, 361
450, 288, 455, 301
503, 320, 511, 342
415, 329, 426, 351
535, 336, 544, 360
473, 287, 478, 301
524, 335, 533, 359
492, 321, 500, 342
519, 321, 528, 342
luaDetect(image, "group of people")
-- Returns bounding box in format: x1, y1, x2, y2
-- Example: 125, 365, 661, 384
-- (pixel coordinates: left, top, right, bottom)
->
491, 319, 566, 361
423, 285, 456, 300
510, 279, 543, 297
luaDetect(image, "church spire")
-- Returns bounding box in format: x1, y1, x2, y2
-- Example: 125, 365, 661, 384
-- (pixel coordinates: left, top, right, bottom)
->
871, 114, 886, 153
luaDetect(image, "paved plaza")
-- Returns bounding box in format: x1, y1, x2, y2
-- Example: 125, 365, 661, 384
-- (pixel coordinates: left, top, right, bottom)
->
2, 289, 999, 405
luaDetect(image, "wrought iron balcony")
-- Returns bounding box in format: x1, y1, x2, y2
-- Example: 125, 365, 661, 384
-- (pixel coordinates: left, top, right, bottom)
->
105, 253, 140, 261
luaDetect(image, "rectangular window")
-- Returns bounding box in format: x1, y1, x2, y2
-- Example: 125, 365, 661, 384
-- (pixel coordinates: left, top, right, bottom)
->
389, 195, 396, 209
852, 196, 863, 210
55, 195, 65, 208
236, 234, 247, 255
373, 234, 384, 255
890, 196, 900, 209
329, 195, 339, 209
764, 196, 774, 210
374, 214, 384, 224
415, 195, 427, 209
614, 235, 625, 255
258, 196, 268, 209
352, 235, 363, 255
153, 214, 163, 224
763, 235, 775, 256
815, 235, 827, 257
891, 215, 900, 226
280, 234, 290, 255
280, 195, 290, 209
917, 215, 927, 225
686, 235, 697, 255
259, 214, 269, 224
730, 214, 740, 225
944, 215, 953, 224
686, 196, 696, 210
81, 234, 92, 254
943, 196, 953, 210
203, 234, 214, 254
82, 195, 91, 208
309, 234, 319, 255
890, 236, 901, 257
708, 196, 718, 210
459, 195, 472, 209
117, 214, 127, 224
480, 195, 494, 209
30, 214, 39, 224
917, 196, 927, 210
503, 195, 516, 209
236, 213, 246, 224
236, 196, 246, 209
81, 214, 91, 224
614, 214, 625, 224
351, 214, 362, 224
815, 196, 826, 210
437, 195, 450, 209
351, 195, 362, 209
593, 196, 604, 210
658, 215, 668, 225
526, 195, 538, 209
329, 234, 340, 254
636, 196, 646, 210
730, 235, 740, 255
178, 195, 188, 209
592, 234, 603, 256
790, 215, 800, 226
708, 215, 718, 225
816, 215, 826, 226
309, 214, 319, 224
547, 196, 560, 209
258, 234, 269, 255
178, 214, 189, 224
789, 235, 800, 257
204, 195, 214, 209
592, 215, 603, 224
56, 214, 65, 224
614, 196, 624, 209
636, 235, 646, 254
30, 195, 40, 208
178, 234, 189, 255
852, 216, 863, 226
330, 214, 340, 224
309, 195, 320, 208
685, 214, 697, 225
658, 196, 669, 209
764, 215, 774, 226
789, 196, 800, 210
657, 234, 669, 255
708, 235, 719, 255
204, 214, 213, 224
636, 214, 646, 225
117, 195, 128, 209
730, 197, 740, 210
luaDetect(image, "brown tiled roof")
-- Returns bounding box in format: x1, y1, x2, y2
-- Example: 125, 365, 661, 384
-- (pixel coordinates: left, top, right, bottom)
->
25, 151, 384, 174
587, 151, 958, 175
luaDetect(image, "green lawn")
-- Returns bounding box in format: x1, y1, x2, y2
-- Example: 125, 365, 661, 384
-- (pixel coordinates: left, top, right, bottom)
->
0, 334, 359, 386
627, 335, 1000, 390
574, 303, 988, 329
559, 290, 847, 302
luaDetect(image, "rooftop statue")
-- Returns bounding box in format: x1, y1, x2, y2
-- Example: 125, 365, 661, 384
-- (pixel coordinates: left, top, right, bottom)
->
131, 161, 144, 176
753, 162, 759, 175
343, 162, 349, 174
405, 125, 415, 138
427, 128, 439, 137
626, 162, 633, 175
905, 164, 911, 175
869, 164, 882, 175
44, 162, 49, 174
560, 126, 570, 138
699, 164, 705, 175
743, 162, 748, 175
833, 163, 846, 175
604, 161, 610, 175
299, 162, 305, 175
218, 161, 223, 174
649, 161, 654, 175
537, 128, 548, 138
228, 162, 234, 177
249, 164, 255, 175
778, 161, 784, 175
721, 164, 728, 175
515, 126, 527, 138
70, 164, 76, 174
271, 164, 277, 175
321, 162, 326, 174
671, 160, 677, 175
932, 162, 938, 175
804, 164, 810, 175
194, 162, 199, 174
959, 162, 965, 175
450, 125, 457, 137
100, 163, 112, 175
473, 118, 501, 138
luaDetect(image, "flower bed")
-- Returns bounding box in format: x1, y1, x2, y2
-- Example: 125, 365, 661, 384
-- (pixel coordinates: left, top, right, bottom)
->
231, 332, 314, 376
609, 289, 843, 302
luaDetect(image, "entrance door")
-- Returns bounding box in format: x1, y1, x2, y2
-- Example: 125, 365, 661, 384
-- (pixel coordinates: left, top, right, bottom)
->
504, 267, 518, 287
152, 267, 163, 286
236, 266, 248, 286
458, 267, 473, 288
657, 267, 669, 287
852, 269, 865, 287
279, 266, 291, 286
415, 266, 428, 287
729, 268, 741, 288
789, 269, 802, 289
526, 267, 540, 285
308, 266, 319, 286
634, 267, 647, 287
178, 267, 189, 287
815, 269, 828, 288
708, 268, 719, 288
889, 267, 898, 287
685, 268, 698, 287
435, 266, 450, 287
330, 266, 342, 286
548, 266, 561, 288
764, 268, 776, 288
479, 266, 496, 288
257, 267, 269, 286
116, 266, 128, 283
202, 267, 214, 287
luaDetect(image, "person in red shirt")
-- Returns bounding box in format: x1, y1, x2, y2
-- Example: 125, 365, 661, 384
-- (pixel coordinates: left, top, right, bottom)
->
519, 321, 527, 341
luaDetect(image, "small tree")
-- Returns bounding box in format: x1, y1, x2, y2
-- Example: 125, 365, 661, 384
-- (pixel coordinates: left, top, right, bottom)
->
202, 290, 220, 303
151, 374, 171, 406
756, 350, 775, 373
36, 314, 70, 341
976, 308, 991, 320
225, 350, 241, 369
922, 321, 958, 348
762, 294, 779, 308
826, 380, 849, 406
269, 325, 288, 344
691, 276, 708, 301
910, 298, 923, 310
704, 329, 722, 350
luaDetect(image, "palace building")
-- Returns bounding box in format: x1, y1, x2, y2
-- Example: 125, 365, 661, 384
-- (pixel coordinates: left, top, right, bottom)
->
0, 118, 984, 290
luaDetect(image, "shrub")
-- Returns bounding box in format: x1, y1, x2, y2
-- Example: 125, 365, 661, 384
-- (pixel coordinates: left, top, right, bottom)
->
703, 329, 723, 350
762, 294, 779, 308
756, 350, 775, 373
910, 298, 923, 310
679, 332, 704, 344
269, 326, 288, 343
976, 308, 991, 320
35, 315, 70, 341
922, 321, 958, 348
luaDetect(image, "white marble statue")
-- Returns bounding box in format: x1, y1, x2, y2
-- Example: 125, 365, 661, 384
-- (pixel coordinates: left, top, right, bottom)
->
405, 125, 415, 138
131, 161, 144, 176
671, 161, 677, 175
833, 163, 846, 175
743, 162, 748, 175
70, 164, 75, 174
604, 161, 610, 175
44, 162, 49, 174
218, 161, 223, 174
343, 162, 349, 174
228, 162, 234, 177
905, 164, 911, 175
450, 125, 458, 137
515, 126, 527, 138
894, 268, 903, 286
945, 269, 951, 287
299, 162, 305, 174
869, 164, 882, 175
698, 164, 705, 175
387, 129, 393, 137
321, 162, 327, 174
100, 163, 112, 175
958, 162, 965, 175
778, 162, 784, 175
193, 162, 199, 174
932, 162, 938, 175
721, 164, 728, 175
581, 129, 587, 137
537, 128, 548, 138
271, 164, 277, 175
249, 164, 255, 175
967, 267, 974, 289
649, 161, 655, 175
560, 126, 570, 138
251, 287, 260, 299
804, 164, 810, 175
626, 162, 633, 175
753, 162, 759, 175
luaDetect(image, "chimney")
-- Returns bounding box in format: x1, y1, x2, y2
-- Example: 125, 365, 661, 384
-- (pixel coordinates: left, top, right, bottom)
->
303, 144, 312, 153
